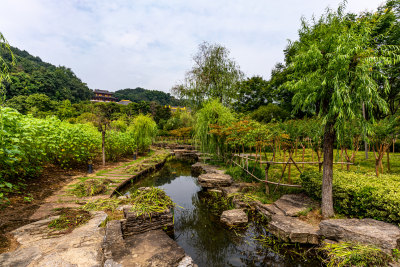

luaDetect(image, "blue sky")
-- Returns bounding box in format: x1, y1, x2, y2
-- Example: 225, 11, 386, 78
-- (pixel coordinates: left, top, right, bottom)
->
0, 0, 386, 93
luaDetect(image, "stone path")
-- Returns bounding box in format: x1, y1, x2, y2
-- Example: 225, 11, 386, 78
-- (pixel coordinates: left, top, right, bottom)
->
0, 148, 199, 267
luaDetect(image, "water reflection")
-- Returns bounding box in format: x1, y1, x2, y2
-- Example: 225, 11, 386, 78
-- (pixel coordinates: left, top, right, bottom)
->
126, 160, 317, 267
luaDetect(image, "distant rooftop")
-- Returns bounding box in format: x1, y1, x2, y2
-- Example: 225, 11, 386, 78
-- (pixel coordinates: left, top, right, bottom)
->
94, 89, 113, 94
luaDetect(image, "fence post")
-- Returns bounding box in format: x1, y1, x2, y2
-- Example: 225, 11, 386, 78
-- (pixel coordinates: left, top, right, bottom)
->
265, 163, 270, 194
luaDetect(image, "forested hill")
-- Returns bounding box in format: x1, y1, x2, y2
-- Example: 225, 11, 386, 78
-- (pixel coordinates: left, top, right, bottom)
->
114, 88, 182, 106
1, 46, 93, 102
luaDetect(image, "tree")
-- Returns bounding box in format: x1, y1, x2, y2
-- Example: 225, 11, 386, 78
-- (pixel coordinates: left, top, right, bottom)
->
172, 42, 244, 108
233, 76, 271, 113
285, 4, 399, 218
251, 104, 290, 124
129, 114, 157, 153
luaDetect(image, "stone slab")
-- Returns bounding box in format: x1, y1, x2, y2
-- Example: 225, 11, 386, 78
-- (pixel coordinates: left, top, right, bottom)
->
0, 211, 107, 267
268, 215, 319, 244
220, 209, 248, 226
198, 173, 232, 188
319, 218, 400, 253
274, 194, 317, 217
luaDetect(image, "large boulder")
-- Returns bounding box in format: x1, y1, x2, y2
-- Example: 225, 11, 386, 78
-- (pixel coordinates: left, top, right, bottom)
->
319, 218, 400, 253
220, 209, 248, 226
268, 215, 320, 244
198, 173, 232, 188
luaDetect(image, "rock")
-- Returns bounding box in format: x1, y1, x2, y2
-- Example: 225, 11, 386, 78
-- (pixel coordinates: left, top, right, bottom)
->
273, 194, 317, 217
319, 218, 400, 253
104, 229, 186, 267
177, 255, 198, 267
174, 149, 199, 161
268, 215, 319, 244
220, 209, 248, 226
191, 162, 225, 177
254, 202, 284, 219
122, 208, 173, 237
198, 173, 232, 188
0, 211, 107, 267
222, 184, 241, 196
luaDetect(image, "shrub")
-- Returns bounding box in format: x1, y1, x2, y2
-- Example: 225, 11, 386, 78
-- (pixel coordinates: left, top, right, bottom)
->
300, 170, 400, 224
320, 242, 393, 267
105, 130, 135, 161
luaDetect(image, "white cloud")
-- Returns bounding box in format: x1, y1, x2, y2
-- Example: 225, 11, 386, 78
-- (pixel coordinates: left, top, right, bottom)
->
0, 0, 386, 93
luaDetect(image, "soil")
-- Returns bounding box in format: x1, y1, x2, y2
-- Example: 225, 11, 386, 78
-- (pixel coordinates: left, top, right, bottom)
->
0, 158, 132, 253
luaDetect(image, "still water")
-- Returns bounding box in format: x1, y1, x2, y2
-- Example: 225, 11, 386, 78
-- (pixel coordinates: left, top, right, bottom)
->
126, 159, 318, 267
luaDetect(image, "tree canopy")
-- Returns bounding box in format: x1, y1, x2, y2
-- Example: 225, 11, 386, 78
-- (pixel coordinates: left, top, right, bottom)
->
285, 2, 400, 218
172, 42, 244, 109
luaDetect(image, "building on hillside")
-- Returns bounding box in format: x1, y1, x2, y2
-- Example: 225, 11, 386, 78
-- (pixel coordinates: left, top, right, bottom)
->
117, 100, 132, 105
164, 105, 191, 113
91, 89, 117, 102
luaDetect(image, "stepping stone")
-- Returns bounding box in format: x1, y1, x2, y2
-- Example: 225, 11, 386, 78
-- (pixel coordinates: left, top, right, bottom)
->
319, 218, 400, 253
268, 215, 320, 244
220, 209, 248, 226
103, 227, 190, 267
198, 173, 232, 188
222, 184, 241, 196
255, 202, 285, 219
274, 194, 317, 217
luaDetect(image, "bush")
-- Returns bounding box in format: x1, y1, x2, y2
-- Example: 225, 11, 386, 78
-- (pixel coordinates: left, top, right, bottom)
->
300, 170, 400, 224
105, 130, 135, 161
225, 164, 264, 183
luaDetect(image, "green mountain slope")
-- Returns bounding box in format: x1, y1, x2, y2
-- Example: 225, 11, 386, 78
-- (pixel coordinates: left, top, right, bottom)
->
114, 87, 182, 106
1, 46, 93, 102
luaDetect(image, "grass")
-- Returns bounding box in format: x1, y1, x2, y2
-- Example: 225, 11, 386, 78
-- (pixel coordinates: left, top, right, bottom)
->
48, 208, 91, 233
69, 178, 112, 197
319, 242, 394, 267
82, 187, 174, 217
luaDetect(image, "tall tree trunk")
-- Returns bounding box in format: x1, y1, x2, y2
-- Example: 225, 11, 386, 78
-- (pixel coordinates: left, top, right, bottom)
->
322, 121, 335, 219
102, 129, 106, 166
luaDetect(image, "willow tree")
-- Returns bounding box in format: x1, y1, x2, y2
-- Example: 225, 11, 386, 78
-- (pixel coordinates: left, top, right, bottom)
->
129, 114, 157, 154
285, 4, 399, 218
172, 42, 244, 109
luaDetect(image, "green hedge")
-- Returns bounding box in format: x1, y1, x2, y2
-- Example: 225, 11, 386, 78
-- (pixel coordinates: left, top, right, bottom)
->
300, 171, 400, 225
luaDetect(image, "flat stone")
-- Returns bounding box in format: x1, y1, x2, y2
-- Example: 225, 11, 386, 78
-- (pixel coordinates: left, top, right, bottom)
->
254, 202, 285, 219
0, 211, 107, 267
105, 229, 186, 267
220, 209, 248, 226
191, 162, 225, 177
268, 215, 320, 244
198, 173, 232, 188
222, 184, 241, 196
177, 255, 198, 267
319, 218, 400, 253
274, 194, 317, 217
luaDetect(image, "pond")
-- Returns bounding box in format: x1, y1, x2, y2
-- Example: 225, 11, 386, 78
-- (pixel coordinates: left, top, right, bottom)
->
124, 159, 319, 267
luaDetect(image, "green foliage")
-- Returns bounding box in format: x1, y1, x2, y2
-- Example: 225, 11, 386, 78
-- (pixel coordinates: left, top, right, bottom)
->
320, 242, 393, 267
251, 104, 290, 123
129, 114, 157, 153
0, 46, 93, 102
0, 107, 101, 181
128, 187, 175, 216
113, 87, 182, 106
48, 208, 91, 232
194, 99, 235, 155
300, 170, 400, 224
105, 130, 136, 161
70, 179, 111, 197
225, 164, 264, 183
233, 76, 271, 113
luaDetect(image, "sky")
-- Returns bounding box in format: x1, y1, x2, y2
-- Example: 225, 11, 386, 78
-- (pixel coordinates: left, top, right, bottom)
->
0, 0, 386, 93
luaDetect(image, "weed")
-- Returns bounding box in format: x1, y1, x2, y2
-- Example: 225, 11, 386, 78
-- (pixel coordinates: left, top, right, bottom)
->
48, 208, 91, 233
319, 241, 393, 267
69, 179, 112, 197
